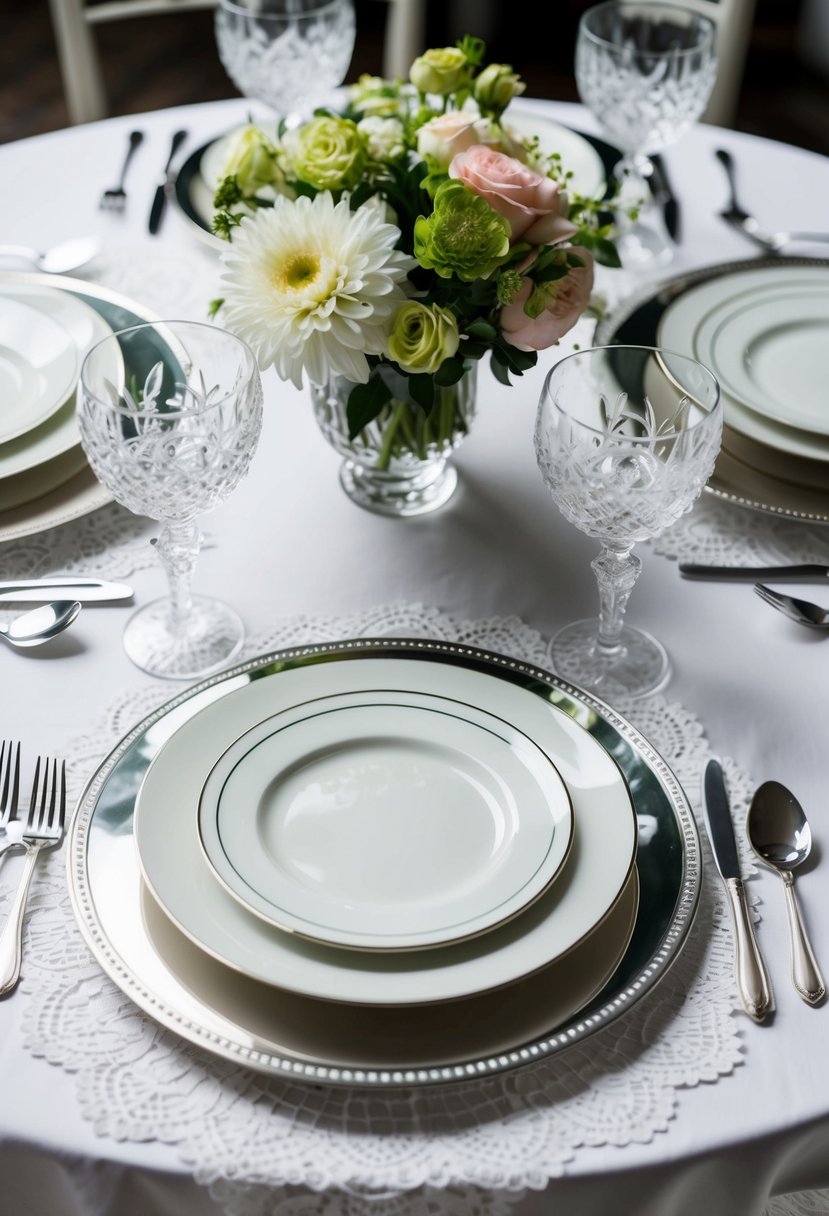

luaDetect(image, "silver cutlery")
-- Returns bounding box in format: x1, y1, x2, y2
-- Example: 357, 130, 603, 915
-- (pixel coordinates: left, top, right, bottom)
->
0, 740, 21, 864
680, 563, 829, 582
0, 757, 66, 999
754, 584, 829, 629
0, 236, 101, 275
0, 602, 81, 649
148, 129, 188, 235
715, 148, 829, 254
702, 758, 774, 1022
0, 578, 133, 603
650, 153, 680, 243
99, 129, 144, 212
747, 782, 825, 1005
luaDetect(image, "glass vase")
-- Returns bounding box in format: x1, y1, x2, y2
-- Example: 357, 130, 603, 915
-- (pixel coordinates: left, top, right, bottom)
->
311, 362, 477, 517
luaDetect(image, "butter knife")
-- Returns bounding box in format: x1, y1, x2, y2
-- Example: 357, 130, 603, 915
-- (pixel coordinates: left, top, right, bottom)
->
680, 563, 829, 581
148, 129, 188, 235
0, 579, 133, 603
702, 759, 773, 1022
650, 153, 680, 243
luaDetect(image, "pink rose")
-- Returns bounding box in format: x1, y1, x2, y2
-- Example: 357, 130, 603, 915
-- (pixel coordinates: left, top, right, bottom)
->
449, 146, 578, 245
500, 250, 595, 351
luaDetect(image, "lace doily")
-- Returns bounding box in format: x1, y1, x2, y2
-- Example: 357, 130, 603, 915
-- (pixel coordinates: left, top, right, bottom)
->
14, 602, 768, 1215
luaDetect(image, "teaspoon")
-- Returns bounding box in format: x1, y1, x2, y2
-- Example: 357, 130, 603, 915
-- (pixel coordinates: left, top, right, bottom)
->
0, 236, 102, 275
0, 600, 81, 649
747, 781, 826, 1005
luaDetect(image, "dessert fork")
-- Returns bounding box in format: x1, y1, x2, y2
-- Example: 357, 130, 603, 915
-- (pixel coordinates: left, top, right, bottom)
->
715, 148, 829, 254
754, 583, 829, 630
99, 129, 144, 211
0, 756, 66, 998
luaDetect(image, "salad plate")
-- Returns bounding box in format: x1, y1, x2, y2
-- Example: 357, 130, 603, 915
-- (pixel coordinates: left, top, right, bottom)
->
135, 654, 636, 1002
0, 295, 78, 444
197, 689, 574, 950
69, 639, 700, 1085
596, 256, 829, 523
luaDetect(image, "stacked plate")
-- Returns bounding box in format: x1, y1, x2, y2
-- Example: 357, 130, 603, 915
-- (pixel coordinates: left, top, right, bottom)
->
596, 257, 829, 523
68, 639, 700, 1087
0, 271, 160, 542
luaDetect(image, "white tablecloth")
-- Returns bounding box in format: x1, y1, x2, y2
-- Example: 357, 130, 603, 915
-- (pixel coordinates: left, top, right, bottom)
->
1, 95, 829, 1216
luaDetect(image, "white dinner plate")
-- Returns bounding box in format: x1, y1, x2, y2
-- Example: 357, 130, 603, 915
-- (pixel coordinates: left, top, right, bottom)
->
0, 283, 117, 480
706, 289, 829, 435
197, 689, 574, 951
135, 656, 638, 1006
658, 264, 829, 462
0, 296, 78, 444
174, 115, 608, 249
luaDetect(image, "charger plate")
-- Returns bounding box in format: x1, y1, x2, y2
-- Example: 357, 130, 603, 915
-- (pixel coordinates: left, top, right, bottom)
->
595, 256, 829, 523
195, 689, 575, 951
69, 639, 700, 1087
0, 272, 162, 541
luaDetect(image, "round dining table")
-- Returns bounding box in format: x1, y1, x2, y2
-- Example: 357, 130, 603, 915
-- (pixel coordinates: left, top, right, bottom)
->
1, 91, 829, 1216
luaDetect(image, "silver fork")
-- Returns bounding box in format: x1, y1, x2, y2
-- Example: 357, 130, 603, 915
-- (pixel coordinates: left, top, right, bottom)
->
99, 129, 144, 212
715, 148, 829, 255
0, 740, 21, 864
754, 583, 829, 630
0, 757, 66, 998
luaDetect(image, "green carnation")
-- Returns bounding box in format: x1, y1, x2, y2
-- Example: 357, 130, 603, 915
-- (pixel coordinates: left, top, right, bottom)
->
387, 301, 460, 373
414, 180, 511, 281
291, 115, 366, 191
473, 63, 526, 115
409, 47, 470, 95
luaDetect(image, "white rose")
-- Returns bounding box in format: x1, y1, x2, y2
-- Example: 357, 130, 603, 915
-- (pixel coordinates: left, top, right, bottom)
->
416, 111, 497, 168
357, 116, 406, 162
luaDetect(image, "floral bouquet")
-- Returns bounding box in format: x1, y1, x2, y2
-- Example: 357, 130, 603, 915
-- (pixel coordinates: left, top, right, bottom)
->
211, 36, 618, 515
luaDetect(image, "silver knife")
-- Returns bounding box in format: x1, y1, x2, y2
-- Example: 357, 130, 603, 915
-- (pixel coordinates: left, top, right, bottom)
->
650, 153, 680, 243
0, 579, 133, 603
148, 129, 188, 235
680, 563, 829, 582
702, 758, 773, 1022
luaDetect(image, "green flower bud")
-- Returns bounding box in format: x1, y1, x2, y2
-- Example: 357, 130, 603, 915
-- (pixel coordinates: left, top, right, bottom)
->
473, 63, 526, 114
387, 301, 460, 373
409, 47, 470, 96
414, 179, 511, 281
291, 115, 366, 191
219, 124, 279, 195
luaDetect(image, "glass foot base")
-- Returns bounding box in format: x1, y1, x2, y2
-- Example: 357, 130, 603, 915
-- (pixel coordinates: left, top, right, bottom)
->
616, 225, 674, 270
551, 619, 671, 701
123, 594, 245, 680
340, 459, 458, 517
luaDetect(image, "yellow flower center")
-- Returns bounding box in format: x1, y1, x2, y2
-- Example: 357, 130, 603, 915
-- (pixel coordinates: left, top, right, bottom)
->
272, 252, 321, 293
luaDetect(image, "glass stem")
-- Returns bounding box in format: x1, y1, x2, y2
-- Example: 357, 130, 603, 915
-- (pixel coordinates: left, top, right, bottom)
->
154, 519, 201, 630
592, 544, 642, 654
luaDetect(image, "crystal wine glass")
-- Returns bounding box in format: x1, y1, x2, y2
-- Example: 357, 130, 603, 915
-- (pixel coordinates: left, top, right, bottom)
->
535, 345, 722, 699
215, 0, 357, 126
575, 1, 717, 267
77, 321, 263, 680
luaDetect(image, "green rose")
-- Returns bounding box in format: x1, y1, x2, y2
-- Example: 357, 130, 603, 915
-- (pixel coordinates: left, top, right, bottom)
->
387, 301, 460, 373
473, 63, 526, 115
414, 179, 511, 281
409, 47, 470, 96
291, 116, 366, 191
220, 124, 279, 195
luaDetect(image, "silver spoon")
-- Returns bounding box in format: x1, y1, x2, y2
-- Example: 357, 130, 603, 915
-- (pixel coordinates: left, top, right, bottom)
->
0, 236, 102, 275
0, 601, 81, 649
715, 149, 829, 255
747, 781, 826, 1005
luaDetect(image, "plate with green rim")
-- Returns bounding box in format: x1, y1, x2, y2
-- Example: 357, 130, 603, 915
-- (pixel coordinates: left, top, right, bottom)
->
0, 271, 165, 541
68, 638, 700, 1088
594, 255, 829, 524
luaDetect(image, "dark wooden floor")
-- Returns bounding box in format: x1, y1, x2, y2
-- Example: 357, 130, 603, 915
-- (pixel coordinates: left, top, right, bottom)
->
2, 0, 829, 155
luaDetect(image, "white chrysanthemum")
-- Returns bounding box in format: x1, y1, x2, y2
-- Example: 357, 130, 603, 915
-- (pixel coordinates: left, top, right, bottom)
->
219, 192, 414, 389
